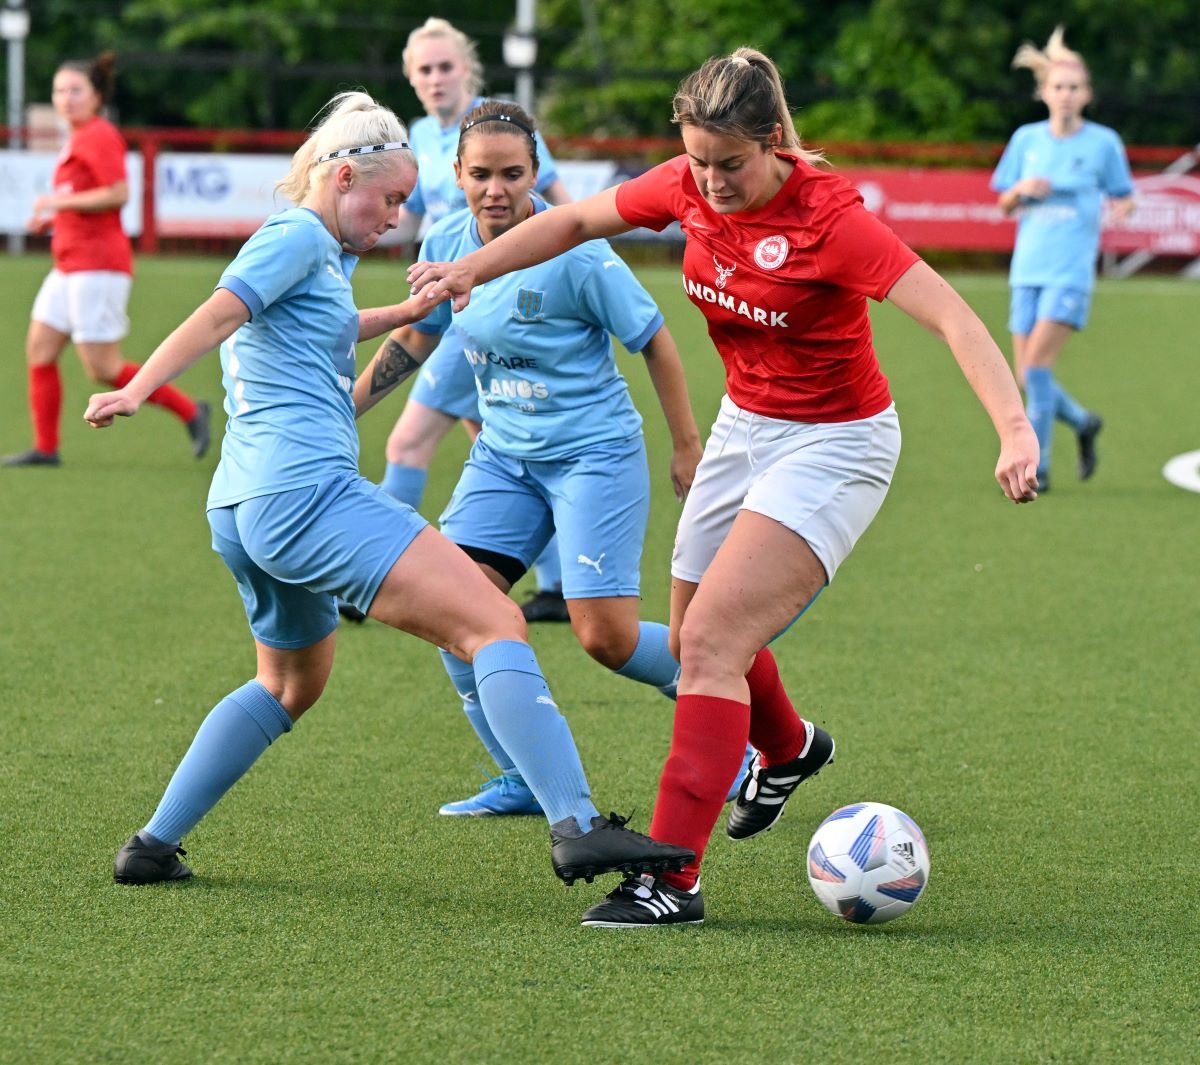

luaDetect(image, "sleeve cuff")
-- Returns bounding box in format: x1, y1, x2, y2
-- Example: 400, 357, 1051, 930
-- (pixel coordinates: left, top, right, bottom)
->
216, 277, 262, 320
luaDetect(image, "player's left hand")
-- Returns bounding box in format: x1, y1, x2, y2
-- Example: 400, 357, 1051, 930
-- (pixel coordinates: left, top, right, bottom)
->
995, 423, 1040, 503
84, 389, 141, 428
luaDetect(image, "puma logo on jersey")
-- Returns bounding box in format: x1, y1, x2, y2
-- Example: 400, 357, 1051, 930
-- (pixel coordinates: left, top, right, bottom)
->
536, 695, 559, 707
602, 259, 618, 269
713, 255, 737, 290
577, 552, 606, 575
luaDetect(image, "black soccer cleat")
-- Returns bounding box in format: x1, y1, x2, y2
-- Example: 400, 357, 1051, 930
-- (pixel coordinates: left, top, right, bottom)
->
520, 589, 571, 623
1076, 413, 1103, 480
187, 400, 212, 459
2, 447, 61, 467
581, 874, 705, 928
550, 812, 695, 886
113, 832, 193, 885
727, 724, 836, 841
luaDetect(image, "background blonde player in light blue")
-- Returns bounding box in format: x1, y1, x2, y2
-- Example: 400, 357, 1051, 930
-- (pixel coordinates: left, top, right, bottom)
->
358, 100, 758, 817
362, 17, 572, 622
992, 25, 1133, 492
85, 90, 691, 891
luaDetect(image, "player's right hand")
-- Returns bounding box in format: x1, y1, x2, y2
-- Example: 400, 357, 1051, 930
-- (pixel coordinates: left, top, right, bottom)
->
408, 261, 476, 313
84, 390, 141, 428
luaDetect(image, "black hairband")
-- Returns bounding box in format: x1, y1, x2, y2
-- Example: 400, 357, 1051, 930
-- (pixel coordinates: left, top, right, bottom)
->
460, 114, 536, 140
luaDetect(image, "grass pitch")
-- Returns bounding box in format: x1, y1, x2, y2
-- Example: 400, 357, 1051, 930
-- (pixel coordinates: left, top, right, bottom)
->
1, 255, 1196, 1064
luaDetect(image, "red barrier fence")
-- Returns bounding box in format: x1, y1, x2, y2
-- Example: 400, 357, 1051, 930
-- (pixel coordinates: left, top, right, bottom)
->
5, 127, 1197, 260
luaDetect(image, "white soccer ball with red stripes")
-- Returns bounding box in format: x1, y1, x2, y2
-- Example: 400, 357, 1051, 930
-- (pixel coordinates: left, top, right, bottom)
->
806, 802, 930, 924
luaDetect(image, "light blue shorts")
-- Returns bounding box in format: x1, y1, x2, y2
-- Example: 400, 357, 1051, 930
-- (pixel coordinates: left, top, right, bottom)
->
409, 331, 482, 422
209, 473, 428, 649
439, 434, 650, 600
1008, 286, 1092, 335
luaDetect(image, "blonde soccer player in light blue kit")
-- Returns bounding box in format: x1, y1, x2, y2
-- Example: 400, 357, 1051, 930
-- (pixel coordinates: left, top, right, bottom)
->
86, 90, 692, 892
991, 25, 1134, 492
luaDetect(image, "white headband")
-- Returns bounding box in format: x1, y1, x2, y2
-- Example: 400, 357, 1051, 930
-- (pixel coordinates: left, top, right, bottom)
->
316, 141, 411, 165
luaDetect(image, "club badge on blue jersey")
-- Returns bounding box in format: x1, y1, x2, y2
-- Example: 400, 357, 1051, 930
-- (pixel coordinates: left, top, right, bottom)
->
513, 288, 545, 322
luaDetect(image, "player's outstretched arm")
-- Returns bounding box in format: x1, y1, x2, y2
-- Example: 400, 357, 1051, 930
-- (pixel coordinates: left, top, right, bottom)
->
83, 289, 249, 428
352, 326, 440, 418
357, 290, 444, 342
885, 261, 1040, 504
408, 187, 632, 311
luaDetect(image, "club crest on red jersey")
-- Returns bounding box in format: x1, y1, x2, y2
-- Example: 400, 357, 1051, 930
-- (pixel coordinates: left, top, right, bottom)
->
713, 255, 737, 290
754, 235, 789, 271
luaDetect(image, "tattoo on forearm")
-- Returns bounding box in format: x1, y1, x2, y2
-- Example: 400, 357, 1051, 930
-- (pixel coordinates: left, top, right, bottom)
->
370, 338, 421, 396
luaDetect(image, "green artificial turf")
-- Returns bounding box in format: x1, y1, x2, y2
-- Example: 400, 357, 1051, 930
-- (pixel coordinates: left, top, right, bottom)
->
1, 256, 1196, 1064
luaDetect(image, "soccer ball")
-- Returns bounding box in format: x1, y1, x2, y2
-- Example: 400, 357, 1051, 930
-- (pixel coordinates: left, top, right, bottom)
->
806, 802, 930, 924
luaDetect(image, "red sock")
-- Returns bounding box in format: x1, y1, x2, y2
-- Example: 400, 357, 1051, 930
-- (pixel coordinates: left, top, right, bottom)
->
746, 648, 808, 766
29, 364, 62, 454
651, 694, 751, 891
112, 362, 198, 423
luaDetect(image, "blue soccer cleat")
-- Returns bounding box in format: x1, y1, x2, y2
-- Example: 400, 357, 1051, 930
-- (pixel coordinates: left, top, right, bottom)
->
438, 773, 544, 817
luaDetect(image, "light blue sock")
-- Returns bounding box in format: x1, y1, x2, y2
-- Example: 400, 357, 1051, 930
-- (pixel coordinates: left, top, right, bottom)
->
1053, 380, 1089, 432
533, 536, 562, 594
439, 648, 517, 775
473, 640, 598, 832
143, 680, 293, 846
1024, 367, 1055, 476
380, 463, 428, 509
614, 621, 680, 699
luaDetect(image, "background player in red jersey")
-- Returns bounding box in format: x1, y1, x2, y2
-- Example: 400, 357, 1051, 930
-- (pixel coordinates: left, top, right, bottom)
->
410, 46, 1040, 927
4, 51, 209, 468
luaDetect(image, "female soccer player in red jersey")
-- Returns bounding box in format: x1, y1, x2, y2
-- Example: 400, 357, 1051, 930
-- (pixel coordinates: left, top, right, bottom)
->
4, 51, 209, 468
410, 47, 1040, 927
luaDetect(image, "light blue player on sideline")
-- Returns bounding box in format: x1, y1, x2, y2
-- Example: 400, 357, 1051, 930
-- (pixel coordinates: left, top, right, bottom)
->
991, 25, 1134, 492
86, 90, 692, 890
360, 99, 754, 816
366, 17, 571, 622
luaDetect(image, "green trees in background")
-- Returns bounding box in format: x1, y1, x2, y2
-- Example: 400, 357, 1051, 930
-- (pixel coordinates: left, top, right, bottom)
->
537, 0, 1199, 144
18, 0, 1200, 144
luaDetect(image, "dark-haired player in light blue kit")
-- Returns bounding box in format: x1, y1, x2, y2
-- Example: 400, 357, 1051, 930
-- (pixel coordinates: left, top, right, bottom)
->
991, 26, 1133, 492
87, 90, 692, 891
361, 100, 755, 817
368, 17, 572, 622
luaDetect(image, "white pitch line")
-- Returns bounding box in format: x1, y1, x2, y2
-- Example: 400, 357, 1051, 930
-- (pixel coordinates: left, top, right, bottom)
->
1162, 450, 1200, 494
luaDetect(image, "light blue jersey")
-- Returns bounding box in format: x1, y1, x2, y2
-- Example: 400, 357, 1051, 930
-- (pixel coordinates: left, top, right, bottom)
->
991, 120, 1133, 292
404, 96, 560, 224
413, 201, 664, 460
208, 207, 361, 508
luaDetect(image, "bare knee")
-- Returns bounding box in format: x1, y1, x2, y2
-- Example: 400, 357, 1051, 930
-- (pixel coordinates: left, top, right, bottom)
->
454, 596, 530, 661
677, 612, 752, 688
573, 619, 638, 671
256, 673, 328, 721
385, 404, 453, 467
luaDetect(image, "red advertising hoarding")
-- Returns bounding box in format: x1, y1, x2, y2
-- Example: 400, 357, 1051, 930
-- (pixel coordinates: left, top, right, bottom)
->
837, 167, 1200, 256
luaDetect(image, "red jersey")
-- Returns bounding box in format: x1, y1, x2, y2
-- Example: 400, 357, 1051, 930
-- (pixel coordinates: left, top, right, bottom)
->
50, 116, 133, 275
615, 154, 919, 421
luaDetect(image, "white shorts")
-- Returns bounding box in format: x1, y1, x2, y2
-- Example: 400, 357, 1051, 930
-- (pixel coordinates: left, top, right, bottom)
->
31, 269, 132, 344
672, 395, 901, 585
